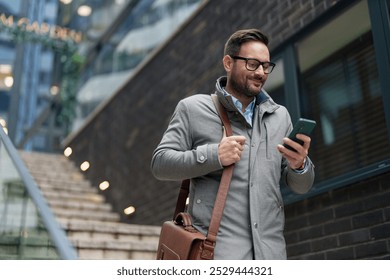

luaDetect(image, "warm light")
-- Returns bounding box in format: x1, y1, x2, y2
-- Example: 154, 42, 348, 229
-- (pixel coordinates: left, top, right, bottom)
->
64, 147, 72, 157
124, 206, 136, 215
80, 161, 90, 171
0, 64, 11, 74
4, 76, 13, 87
99, 181, 110, 191
60, 0, 73, 4
78, 5, 92, 16
50, 85, 59, 96
0, 119, 7, 134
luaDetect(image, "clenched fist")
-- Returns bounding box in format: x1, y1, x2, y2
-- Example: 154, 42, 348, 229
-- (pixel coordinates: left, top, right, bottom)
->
218, 128, 246, 166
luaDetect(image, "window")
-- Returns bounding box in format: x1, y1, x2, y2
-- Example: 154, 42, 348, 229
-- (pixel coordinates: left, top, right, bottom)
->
72, 0, 203, 132
264, 58, 285, 106
301, 32, 390, 182
295, 0, 390, 184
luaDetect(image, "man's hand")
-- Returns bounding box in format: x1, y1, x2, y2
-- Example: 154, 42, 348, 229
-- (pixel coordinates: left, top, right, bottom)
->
277, 133, 311, 170
218, 128, 246, 166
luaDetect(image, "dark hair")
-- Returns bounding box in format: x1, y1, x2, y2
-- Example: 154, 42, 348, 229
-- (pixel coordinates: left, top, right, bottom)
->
224, 29, 269, 56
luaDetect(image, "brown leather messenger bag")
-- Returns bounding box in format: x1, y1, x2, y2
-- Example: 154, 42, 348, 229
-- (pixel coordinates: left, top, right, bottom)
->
156, 94, 234, 260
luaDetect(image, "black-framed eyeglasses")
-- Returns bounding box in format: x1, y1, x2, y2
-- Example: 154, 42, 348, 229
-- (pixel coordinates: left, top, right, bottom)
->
231, 56, 275, 74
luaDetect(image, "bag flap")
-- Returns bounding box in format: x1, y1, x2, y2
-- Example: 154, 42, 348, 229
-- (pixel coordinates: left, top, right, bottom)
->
157, 221, 206, 260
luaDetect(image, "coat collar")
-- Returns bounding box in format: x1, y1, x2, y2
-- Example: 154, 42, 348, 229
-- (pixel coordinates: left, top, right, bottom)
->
215, 76, 279, 114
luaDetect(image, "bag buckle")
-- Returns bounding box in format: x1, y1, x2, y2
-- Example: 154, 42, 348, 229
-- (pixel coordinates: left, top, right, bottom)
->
201, 239, 215, 260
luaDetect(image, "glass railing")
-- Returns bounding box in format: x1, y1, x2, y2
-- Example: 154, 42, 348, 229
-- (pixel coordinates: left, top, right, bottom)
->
0, 127, 77, 259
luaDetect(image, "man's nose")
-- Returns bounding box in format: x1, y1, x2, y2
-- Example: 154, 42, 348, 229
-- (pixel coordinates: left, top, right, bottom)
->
254, 64, 265, 76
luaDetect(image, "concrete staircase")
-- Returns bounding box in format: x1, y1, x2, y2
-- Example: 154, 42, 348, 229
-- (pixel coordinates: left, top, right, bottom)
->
19, 151, 161, 260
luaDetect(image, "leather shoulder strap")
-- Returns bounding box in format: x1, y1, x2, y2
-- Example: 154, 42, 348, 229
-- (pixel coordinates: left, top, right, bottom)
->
211, 94, 232, 137
173, 179, 190, 219
173, 94, 235, 259
206, 94, 234, 243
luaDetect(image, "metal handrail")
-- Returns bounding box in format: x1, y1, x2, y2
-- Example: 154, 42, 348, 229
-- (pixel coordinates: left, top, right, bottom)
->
0, 127, 78, 259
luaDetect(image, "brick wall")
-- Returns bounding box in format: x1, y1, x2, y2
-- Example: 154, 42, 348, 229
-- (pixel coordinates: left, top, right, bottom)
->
63, 0, 390, 259
285, 172, 390, 259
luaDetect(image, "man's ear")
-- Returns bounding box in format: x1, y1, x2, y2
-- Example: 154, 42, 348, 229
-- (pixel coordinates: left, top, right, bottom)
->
223, 55, 233, 72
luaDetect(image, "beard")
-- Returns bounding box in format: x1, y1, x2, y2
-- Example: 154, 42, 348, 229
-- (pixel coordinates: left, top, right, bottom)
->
229, 75, 262, 99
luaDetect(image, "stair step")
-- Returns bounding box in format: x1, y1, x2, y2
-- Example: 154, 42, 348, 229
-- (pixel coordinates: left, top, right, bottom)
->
52, 208, 120, 222
20, 153, 79, 172
72, 239, 158, 251
77, 248, 157, 260
48, 199, 112, 212
72, 239, 158, 260
0, 252, 59, 260
58, 218, 161, 239
17, 150, 159, 260
43, 189, 105, 203
36, 181, 98, 195
33, 177, 93, 189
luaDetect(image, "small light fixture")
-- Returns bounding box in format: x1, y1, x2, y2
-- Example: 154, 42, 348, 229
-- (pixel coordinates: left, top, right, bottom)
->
0, 118, 8, 134
64, 147, 72, 157
0, 118, 6, 127
78, 5, 92, 17
50, 85, 59, 96
80, 161, 90, 171
99, 181, 110, 191
4, 76, 13, 88
124, 206, 136, 216
60, 0, 73, 4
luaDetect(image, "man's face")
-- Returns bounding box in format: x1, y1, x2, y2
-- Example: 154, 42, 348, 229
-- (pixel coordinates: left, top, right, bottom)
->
224, 41, 270, 99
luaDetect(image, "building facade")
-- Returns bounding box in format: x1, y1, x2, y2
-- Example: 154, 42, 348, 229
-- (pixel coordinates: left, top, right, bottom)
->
0, 0, 200, 151
56, 0, 390, 259
57, 0, 203, 132
0, 0, 63, 151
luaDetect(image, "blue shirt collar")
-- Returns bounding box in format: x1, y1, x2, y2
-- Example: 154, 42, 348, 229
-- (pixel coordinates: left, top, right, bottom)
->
222, 87, 255, 125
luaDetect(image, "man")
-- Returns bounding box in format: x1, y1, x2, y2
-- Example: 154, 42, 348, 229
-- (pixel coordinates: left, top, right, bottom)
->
151, 29, 314, 259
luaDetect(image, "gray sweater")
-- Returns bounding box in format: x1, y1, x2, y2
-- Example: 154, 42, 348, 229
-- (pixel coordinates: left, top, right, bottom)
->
151, 76, 314, 259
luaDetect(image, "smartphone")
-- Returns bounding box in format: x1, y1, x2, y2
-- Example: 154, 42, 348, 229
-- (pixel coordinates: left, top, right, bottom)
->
283, 118, 316, 152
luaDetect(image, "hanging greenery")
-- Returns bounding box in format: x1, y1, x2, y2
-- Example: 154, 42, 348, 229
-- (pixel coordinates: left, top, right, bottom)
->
57, 52, 84, 133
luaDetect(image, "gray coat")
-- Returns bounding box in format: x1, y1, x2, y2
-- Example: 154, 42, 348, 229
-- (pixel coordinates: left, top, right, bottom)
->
151, 76, 314, 259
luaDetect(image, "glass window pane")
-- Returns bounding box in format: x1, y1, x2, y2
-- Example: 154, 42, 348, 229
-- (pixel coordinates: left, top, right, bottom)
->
296, 0, 390, 183
300, 32, 390, 182
73, 0, 203, 130
0, 143, 61, 259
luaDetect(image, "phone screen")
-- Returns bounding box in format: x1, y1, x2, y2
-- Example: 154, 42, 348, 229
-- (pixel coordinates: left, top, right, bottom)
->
283, 118, 316, 152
